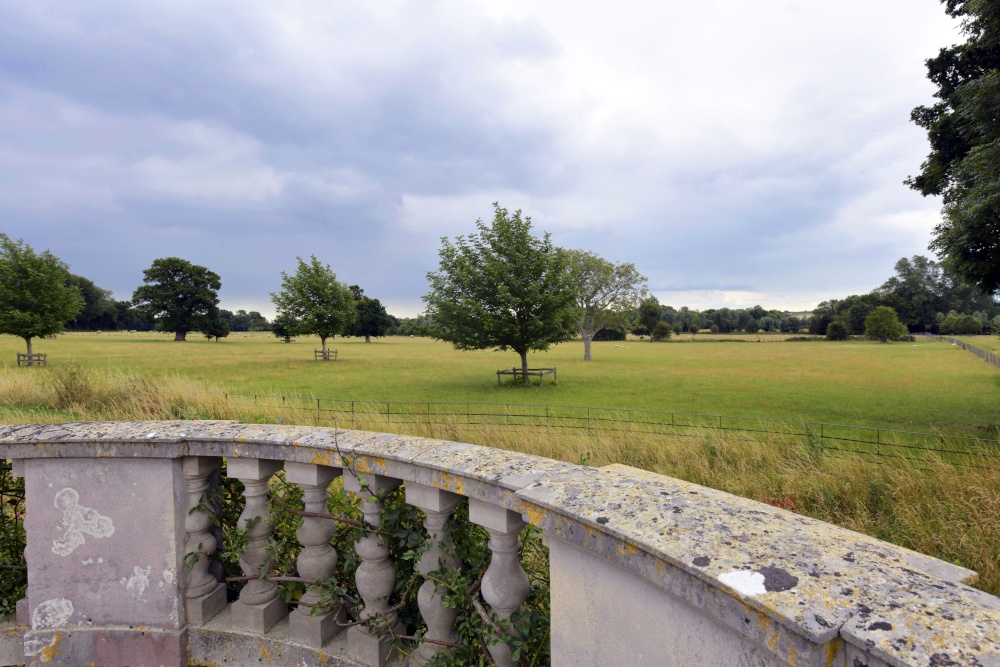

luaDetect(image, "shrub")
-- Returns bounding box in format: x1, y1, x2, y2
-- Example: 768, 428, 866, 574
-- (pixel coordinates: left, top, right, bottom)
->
593, 327, 626, 341
651, 321, 673, 341
825, 321, 850, 341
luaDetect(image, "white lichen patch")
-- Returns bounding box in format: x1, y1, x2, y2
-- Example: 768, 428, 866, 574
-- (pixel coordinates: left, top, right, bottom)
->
719, 570, 767, 596
51, 488, 114, 556
124, 565, 152, 598
31, 598, 74, 630
162, 569, 175, 585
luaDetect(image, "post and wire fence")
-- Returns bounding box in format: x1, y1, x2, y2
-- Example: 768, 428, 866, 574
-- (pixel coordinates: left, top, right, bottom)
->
925, 333, 1000, 369
216, 392, 1000, 468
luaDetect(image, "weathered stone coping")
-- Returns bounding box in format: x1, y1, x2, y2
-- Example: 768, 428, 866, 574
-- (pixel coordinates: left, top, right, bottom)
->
1, 420, 998, 667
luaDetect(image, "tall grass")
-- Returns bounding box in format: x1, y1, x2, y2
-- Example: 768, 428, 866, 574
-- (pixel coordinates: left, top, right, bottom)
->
2, 366, 999, 598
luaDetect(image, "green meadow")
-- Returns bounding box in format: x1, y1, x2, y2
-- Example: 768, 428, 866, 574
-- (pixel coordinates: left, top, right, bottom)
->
3, 331, 998, 436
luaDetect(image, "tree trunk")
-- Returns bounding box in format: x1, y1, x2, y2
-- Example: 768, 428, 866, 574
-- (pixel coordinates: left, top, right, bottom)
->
24, 337, 32, 356
520, 350, 529, 382
320, 336, 328, 356
582, 332, 593, 361
174, 331, 187, 341
365, 334, 371, 343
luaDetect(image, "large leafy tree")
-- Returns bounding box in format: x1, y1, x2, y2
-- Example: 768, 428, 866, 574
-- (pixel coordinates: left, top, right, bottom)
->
865, 306, 908, 343
132, 257, 222, 341
636, 295, 662, 343
909, 0, 1000, 294
0, 234, 84, 355
346, 285, 393, 343
566, 250, 647, 361
270, 256, 356, 356
424, 203, 577, 381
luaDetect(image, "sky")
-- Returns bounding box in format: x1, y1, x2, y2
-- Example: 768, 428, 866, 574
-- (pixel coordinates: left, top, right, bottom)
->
0, 1, 963, 318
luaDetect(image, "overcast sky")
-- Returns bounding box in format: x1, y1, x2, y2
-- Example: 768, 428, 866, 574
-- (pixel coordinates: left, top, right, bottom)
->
0, 1, 962, 318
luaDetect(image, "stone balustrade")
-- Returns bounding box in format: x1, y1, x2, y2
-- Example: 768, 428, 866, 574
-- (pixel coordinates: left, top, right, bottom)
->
0, 421, 998, 667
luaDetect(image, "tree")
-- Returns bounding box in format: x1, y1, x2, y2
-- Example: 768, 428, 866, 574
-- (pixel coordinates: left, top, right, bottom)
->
651, 321, 673, 341
271, 313, 297, 343
132, 257, 221, 341
565, 250, 647, 361
826, 320, 850, 341
270, 256, 356, 356
65, 274, 117, 331
346, 285, 394, 343
0, 234, 84, 355
636, 296, 662, 343
423, 202, 577, 381
202, 315, 230, 342
865, 306, 908, 343
909, 1, 1000, 294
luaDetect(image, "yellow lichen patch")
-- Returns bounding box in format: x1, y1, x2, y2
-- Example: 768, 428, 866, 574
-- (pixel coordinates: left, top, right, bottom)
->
310, 452, 331, 466
615, 542, 638, 558
824, 638, 843, 667
261, 645, 272, 661
38, 633, 61, 663
516, 502, 549, 527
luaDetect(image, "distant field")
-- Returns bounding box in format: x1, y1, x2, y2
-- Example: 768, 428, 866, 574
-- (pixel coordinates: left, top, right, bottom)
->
2, 331, 998, 436
954, 335, 1000, 353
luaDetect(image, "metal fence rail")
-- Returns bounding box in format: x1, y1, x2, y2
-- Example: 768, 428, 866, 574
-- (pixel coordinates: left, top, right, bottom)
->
218, 392, 1000, 467
925, 333, 1000, 369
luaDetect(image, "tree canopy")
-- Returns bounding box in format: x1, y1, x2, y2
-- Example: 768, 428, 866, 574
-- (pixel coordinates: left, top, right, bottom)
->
0, 234, 84, 355
566, 250, 647, 360
423, 203, 577, 380
270, 256, 356, 355
865, 306, 908, 343
909, 0, 1000, 294
132, 257, 222, 341
346, 285, 394, 343
65, 274, 117, 331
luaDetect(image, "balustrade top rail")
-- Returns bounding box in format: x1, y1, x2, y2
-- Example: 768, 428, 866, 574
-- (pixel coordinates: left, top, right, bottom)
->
218, 391, 1000, 466
2, 421, 1000, 667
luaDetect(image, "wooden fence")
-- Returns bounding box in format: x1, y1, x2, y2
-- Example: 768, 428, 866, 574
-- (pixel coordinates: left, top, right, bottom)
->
314, 348, 338, 361
925, 333, 1000, 369
16, 353, 46, 367
497, 367, 557, 385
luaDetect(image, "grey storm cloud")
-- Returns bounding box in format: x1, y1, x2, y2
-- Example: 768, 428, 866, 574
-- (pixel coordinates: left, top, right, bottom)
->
0, 0, 961, 315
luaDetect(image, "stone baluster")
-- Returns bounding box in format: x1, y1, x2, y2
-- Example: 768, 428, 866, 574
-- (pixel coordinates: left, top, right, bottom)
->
227, 458, 287, 633
405, 483, 464, 666
344, 471, 402, 667
469, 500, 530, 667
285, 461, 345, 647
181, 456, 227, 625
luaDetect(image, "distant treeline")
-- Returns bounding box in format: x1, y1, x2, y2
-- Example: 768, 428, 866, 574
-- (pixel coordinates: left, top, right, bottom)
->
62, 255, 999, 340
807, 256, 1000, 337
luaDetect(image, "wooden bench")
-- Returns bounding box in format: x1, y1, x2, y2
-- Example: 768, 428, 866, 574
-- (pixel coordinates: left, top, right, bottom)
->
496, 367, 556, 385
17, 353, 47, 367
314, 348, 338, 361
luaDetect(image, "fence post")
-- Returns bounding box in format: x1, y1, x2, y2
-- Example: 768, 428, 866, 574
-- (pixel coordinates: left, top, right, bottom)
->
316, 398, 320, 421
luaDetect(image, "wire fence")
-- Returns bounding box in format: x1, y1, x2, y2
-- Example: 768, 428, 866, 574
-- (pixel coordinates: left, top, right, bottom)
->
925, 333, 1000, 369
217, 392, 1000, 468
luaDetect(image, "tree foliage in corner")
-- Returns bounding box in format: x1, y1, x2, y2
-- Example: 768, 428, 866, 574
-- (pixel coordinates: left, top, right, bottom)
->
909, 0, 1000, 294
566, 250, 647, 361
0, 234, 84, 355
132, 257, 222, 341
424, 203, 577, 381
270, 256, 356, 356
346, 285, 393, 343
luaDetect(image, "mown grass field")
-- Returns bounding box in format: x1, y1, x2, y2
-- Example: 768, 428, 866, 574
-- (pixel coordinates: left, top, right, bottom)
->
1, 331, 998, 436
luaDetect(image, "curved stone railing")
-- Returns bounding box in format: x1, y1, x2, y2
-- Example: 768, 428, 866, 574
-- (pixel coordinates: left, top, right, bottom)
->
1, 421, 999, 667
